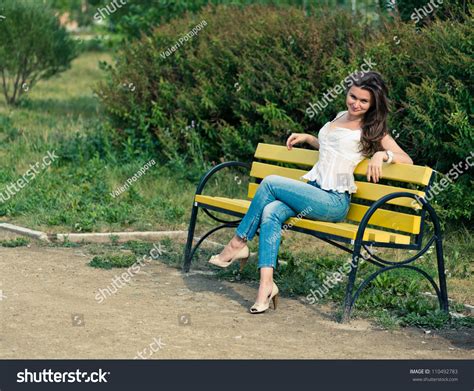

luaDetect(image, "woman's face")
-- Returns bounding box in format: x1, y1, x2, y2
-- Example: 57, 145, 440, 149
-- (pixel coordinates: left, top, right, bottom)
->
346, 86, 372, 118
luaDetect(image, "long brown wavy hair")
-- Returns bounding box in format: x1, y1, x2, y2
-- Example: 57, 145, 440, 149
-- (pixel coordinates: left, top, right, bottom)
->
344, 71, 391, 157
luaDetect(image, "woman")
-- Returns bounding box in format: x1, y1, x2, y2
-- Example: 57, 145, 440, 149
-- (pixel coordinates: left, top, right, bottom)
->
208, 71, 413, 314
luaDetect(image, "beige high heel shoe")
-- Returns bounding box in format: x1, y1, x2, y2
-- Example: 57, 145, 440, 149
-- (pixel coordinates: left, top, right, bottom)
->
208, 244, 250, 271
249, 282, 279, 314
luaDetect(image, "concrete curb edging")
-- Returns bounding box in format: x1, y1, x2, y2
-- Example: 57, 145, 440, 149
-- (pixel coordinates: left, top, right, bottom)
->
0, 223, 224, 247
422, 292, 474, 316
51, 230, 188, 243
0, 223, 50, 242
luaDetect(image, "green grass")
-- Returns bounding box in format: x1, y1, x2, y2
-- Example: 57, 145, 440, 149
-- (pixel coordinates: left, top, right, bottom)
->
0, 51, 211, 233
0, 237, 30, 247
82, 240, 161, 269
89, 253, 137, 269
0, 52, 107, 138
0, 49, 248, 233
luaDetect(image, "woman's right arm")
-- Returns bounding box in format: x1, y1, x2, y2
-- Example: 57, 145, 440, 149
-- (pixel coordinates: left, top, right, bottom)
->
286, 133, 319, 150
305, 134, 320, 150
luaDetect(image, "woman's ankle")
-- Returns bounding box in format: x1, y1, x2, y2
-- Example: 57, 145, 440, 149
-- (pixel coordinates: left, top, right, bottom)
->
230, 235, 247, 247
259, 267, 274, 284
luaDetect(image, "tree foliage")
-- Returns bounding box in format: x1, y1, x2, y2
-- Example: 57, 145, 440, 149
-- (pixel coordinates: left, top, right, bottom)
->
0, 0, 77, 105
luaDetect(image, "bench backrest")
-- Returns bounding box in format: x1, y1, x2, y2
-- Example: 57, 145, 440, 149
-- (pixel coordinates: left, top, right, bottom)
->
248, 143, 434, 242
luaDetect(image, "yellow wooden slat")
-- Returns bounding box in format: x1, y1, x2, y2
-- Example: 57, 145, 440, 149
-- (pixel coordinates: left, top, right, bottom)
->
351, 182, 424, 208
255, 143, 318, 167
194, 195, 411, 245
250, 161, 308, 181
354, 160, 432, 187
346, 203, 421, 234
293, 220, 411, 245
247, 166, 425, 208
254, 143, 433, 186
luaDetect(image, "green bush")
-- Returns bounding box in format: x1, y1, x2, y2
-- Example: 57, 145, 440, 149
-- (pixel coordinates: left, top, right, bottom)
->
106, 0, 369, 39
0, 0, 77, 105
97, 4, 473, 223
365, 15, 474, 222
378, 0, 471, 24
97, 5, 370, 165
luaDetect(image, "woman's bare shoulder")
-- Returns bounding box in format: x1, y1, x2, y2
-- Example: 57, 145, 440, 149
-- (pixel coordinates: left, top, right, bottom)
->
337, 110, 347, 116
333, 110, 347, 120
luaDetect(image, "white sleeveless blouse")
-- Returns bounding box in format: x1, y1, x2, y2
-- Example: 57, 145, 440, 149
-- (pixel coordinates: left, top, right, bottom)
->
301, 111, 365, 194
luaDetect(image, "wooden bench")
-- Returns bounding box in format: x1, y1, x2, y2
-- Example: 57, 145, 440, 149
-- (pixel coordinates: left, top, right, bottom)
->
182, 142, 449, 322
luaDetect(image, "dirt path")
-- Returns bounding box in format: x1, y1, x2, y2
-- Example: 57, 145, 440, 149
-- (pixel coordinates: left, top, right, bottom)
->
0, 238, 472, 359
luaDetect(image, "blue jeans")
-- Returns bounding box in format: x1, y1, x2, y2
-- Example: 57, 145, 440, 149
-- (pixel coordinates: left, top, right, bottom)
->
235, 175, 351, 269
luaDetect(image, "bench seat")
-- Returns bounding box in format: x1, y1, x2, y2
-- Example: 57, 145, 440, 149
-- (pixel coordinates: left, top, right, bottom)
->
195, 194, 411, 245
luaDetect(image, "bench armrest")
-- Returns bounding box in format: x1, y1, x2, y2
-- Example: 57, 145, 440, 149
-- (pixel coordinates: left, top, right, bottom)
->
195, 161, 251, 195
354, 192, 441, 245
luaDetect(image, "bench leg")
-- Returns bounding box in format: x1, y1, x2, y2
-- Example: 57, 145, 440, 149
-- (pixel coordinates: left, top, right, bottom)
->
183, 203, 199, 273
435, 235, 449, 313
341, 244, 361, 323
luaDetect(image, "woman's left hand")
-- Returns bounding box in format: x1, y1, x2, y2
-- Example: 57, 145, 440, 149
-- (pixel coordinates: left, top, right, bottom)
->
367, 151, 385, 183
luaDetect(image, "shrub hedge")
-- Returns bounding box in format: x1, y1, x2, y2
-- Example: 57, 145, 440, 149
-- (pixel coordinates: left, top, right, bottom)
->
97, 4, 473, 223
105, 0, 470, 38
